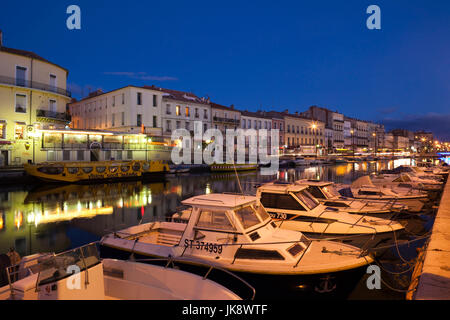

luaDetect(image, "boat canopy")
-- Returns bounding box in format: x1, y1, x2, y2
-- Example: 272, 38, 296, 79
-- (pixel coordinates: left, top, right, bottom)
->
351, 176, 376, 189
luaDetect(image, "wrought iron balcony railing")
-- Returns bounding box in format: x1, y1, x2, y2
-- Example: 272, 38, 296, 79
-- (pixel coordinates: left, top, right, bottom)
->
0, 75, 71, 97
36, 109, 71, 122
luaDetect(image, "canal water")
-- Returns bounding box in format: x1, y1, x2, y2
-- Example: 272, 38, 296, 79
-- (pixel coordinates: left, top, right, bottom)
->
0, 157, 445, 299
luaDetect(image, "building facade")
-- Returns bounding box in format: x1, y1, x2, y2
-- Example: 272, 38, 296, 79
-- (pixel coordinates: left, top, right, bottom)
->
0, 31, 72, 166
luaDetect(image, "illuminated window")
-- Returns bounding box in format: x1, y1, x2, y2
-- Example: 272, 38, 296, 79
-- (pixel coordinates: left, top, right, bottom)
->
15, 94, 27, 113
186, 107, 190, 117
14, 123, 26, 140
0, 121, 6, 139
176, 105, 181, 116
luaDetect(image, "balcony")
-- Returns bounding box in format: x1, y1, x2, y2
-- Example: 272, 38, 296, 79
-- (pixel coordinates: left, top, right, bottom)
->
36, 109, 70, 122
0, 75, 71, 97
213, 116, 240, 125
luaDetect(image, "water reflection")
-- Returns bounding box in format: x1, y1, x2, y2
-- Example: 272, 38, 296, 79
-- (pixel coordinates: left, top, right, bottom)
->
0, 158, 420, 256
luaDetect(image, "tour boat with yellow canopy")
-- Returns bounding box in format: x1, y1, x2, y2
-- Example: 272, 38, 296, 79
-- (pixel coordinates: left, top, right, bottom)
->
24, 160, 169, 183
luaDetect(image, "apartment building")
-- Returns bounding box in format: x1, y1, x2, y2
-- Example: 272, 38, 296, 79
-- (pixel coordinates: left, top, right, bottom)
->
69, 85, 164, 137
210, 103, 241, 132
155, 86, 211, 139
0, 30, 72, 165
283, 111, 325, 155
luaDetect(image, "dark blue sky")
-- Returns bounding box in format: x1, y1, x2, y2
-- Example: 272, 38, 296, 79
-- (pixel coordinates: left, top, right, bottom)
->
1, 1, 449, 139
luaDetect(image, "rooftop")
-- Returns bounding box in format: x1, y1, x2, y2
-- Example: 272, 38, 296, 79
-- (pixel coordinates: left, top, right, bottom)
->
181, 193, 257, 208
295, 179, 333, 187
0, 46, 69, 74
258, 182, 308, 193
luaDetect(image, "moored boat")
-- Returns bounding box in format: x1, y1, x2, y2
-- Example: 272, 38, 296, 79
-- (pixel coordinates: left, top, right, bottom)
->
100, 193, 374, 298
209, 163, 258, 172
256, 182, 405, 253
24, 160, 169, 183
0, 243, 246, 300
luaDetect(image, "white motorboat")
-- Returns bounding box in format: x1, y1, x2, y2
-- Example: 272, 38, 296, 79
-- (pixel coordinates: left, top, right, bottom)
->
294, 179, 408, 216
100, 193, 374, 297
0, 243, 246, 300
370, 173, 443, 191
256, 182, 405, 252
336, 176, 428, 213
382, 165, 445, 182
293, 157, 309, 166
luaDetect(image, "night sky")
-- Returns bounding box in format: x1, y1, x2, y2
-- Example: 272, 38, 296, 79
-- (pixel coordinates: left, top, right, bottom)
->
1, 0, 449, 139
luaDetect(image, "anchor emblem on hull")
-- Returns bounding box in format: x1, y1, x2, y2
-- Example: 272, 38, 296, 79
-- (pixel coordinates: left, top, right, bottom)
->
315, 275, 337, 293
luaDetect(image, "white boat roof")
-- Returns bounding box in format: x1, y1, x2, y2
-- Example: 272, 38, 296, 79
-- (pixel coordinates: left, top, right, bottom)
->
295, 179, 333, 187
351, 176, 376, 189
181, 193, 257, 208
258, 182, 308, 193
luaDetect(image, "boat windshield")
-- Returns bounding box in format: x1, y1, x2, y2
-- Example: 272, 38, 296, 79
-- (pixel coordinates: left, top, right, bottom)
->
196, 210, 236, 231
321, 185, 340, 199
234, 205, 265, 230
252, 203, 271, 222
294, 190, 320, 210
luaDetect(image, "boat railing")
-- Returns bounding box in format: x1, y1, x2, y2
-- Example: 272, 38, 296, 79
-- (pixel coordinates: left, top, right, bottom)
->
132, 256, 256, 300
6, 242, 100, 299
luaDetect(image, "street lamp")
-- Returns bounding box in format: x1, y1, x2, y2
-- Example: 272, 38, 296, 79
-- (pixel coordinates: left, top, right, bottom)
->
311, 123, 318, 157
350, 129, 355, 158
372, 132, 377, 158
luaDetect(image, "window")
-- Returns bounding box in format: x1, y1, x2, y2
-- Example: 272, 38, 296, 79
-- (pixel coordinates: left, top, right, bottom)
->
63, 150, 71, 161
204, 109, 208, 119
185, 122, 190, 130
196, 210, 235, 231
203, 123, 207, 133
153, 116, 157, 128
122, 93, 125, 104
105, 150, 111, 160
47, 151, 56, 161
77, 150, 84, 161
294, 191, 319, 210
112, 96, 116, 107
259, 193, 306, 211
121, 112, 125, 126
137, 114, 142, 126
195, 108, 199, 118
49, 74, 56, 91
116, 150, 122, 160
127, 150, 133, 159
166, 120, 171, 132
176, 121, 180, 129
15, 66, 27, 86
242, 119, 246, 129
185, 107, 190, 117
153, 95, 157, 107
287, 125, 290, 133
112, 114, 115, 126
166, 104, 171, 115
49, 99, 56, 112
0, 121, 6, 139
137, 92, 142, 105
234, 206, 261, 230
14, 123, 26, 140
176, 105, 181, 116
15, 94, 27, 113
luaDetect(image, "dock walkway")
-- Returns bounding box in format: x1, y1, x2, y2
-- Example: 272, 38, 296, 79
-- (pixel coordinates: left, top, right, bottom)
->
415, 176, 450, 299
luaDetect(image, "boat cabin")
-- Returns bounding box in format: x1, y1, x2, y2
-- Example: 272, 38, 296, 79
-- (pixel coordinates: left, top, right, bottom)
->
295, 179, 341, 201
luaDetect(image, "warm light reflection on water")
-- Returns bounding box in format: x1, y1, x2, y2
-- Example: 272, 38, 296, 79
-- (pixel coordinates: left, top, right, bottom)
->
0, 157, 427, 256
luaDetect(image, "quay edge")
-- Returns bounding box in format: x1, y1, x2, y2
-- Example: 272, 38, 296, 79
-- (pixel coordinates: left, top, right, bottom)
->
413, 174, 450, 300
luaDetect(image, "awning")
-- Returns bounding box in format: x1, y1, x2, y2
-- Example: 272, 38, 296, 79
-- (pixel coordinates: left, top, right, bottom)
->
0, 141, 12, 145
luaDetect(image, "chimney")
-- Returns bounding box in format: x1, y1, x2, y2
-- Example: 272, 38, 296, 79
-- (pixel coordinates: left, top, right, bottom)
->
0, 30, 2, 47
230, 104, 234, 109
